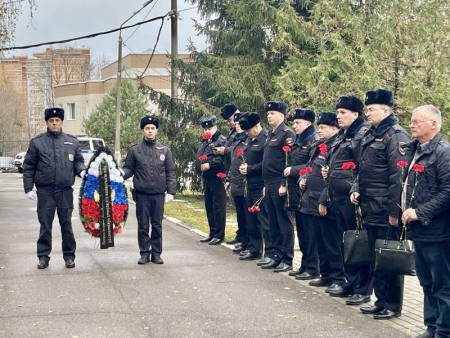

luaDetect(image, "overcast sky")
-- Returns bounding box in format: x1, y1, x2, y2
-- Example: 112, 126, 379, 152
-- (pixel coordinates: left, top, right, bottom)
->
8, 0, 206, 62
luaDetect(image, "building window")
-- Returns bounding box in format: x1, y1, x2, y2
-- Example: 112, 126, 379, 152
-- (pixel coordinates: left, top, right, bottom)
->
67, 103, 75, 120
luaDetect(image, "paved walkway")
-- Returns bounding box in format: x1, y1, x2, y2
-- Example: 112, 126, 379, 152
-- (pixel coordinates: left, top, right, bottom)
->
166, 214, 427, 338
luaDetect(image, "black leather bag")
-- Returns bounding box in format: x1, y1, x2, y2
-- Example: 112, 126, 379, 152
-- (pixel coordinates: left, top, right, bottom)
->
343, 218, 371, 265
374, 225, 416, 276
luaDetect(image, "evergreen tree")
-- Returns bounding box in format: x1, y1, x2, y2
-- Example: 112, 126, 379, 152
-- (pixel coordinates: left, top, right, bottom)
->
83, 80, 148, 156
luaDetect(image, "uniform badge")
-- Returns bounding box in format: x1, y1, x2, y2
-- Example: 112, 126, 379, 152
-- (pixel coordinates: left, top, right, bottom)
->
398, 142, 406, 155
160, 154, 165, 161
68, 154, 74, 161
64, 142, 73, 145
286, 138, 294, 146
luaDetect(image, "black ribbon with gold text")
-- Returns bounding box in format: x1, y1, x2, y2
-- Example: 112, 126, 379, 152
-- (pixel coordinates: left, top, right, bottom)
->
99, 159, 114, 249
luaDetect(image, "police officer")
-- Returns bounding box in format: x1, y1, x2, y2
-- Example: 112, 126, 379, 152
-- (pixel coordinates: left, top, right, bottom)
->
215, 103, 241, 245
351, 89, 409, 319
122, 116, 176, 265
283, 108, 320, 279
238, 112, 275, 264
319, 95, 372, 304
194, 115, 227, 244
299, 112, 345, 289
225, 112, 250, 254
23, 107, 85, 269
261, 101, 296, 272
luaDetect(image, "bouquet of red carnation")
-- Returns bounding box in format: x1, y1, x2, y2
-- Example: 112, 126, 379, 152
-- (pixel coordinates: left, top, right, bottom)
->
318, 143, 330, 202
398, 161, 424, 210
282, 146, 292, 205
248, 195, 264, 213
216, 172, 227, 184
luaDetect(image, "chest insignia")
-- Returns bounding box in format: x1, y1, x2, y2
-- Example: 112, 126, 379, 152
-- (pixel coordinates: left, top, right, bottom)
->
160, 154, 165, 161
270, 138, 277, 142
64, 142, 73, 145
68, 154, 74, 161
375, 138, 383, 142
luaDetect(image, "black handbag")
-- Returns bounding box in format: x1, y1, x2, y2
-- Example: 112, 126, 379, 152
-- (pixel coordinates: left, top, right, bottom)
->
343, 216, 371, 265
374, 225, 416, 276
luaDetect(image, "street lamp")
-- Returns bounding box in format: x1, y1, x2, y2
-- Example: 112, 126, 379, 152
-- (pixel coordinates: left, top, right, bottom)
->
115, 0, 154, 165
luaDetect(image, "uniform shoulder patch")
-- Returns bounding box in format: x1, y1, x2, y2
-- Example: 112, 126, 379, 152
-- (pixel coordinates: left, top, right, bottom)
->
66, 133, 78, 139
286, 137, 294, 146
398, 141, 406, 155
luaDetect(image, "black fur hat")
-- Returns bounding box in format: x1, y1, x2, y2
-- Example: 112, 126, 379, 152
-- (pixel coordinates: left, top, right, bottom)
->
140, 115, 159, 129
288, 108, 315, 123
264, 101, 288, 115
335, 95, 364, 116
233, 112, 242, 122
220, 103, 238, 120
317, 112, 339, 128
199, 115, 217, 128
365, 89, 394, 107
44, 107, 64, 121
239, 112, 260, 131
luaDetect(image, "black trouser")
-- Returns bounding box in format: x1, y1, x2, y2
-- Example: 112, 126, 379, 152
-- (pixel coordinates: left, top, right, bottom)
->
312, 214, 346, 284
135, 192, 164, 257
245, 188, 271, 257
366, 224, 404, 313
233, 195, 249, 248
333, 197, 371, 294
296, 212, 319, 275
265, 182, 294, 265
36, 188, 76, 262
204, 177, 226, 240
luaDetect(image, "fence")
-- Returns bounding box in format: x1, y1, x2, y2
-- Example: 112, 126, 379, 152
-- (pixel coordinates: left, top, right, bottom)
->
0, 140, 30, 159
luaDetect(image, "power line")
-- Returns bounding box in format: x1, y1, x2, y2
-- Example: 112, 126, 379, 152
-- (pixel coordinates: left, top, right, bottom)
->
1, 13, 170, 52
124, 0, 160, 45
138, 16, 165, 79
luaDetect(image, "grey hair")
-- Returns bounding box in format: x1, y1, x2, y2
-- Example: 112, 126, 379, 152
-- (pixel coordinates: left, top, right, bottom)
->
412, 104, 442, 130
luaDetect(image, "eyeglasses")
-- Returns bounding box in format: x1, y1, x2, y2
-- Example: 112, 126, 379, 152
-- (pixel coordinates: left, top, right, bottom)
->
365, 107, 385, 114
410, 119, 430, 126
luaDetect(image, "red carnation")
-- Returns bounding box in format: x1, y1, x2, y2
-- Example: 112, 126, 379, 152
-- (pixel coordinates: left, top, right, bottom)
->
203, 132, 212, 140
216, 172, 227, 179
282, 146, 291, 153
305, 166, 313, 174
236, 149, 244, 157
318, 143, 327, 155
397, 161, 408, 168
342, 161, 356, 171
299, 169, 307, 176
412, 163, 425, 173
247, 207, 255, 213
198, 155, 208, 162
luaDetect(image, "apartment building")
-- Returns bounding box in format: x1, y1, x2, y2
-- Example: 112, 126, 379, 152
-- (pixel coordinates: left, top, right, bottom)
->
55, 52, 188, 135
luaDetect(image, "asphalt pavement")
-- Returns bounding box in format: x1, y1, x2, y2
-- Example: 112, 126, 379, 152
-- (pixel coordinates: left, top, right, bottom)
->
0, 173, 413, 338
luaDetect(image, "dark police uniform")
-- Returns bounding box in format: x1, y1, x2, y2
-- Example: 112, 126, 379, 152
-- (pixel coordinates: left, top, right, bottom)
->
227, 132, 250, 251
262, 121, 296, 267
286, 124, 320, 277
242, 126, 273, 260
23, 129, 85, 264
356, 113, 409, 314
300, 133, 345, 285
194, 117, 227, 241
123, 137, 176, 259
319, 116, 372, 296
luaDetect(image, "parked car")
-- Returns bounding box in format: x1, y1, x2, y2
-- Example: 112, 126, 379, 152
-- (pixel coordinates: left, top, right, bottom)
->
14, 152, 26, 173
77, 137, 106, 165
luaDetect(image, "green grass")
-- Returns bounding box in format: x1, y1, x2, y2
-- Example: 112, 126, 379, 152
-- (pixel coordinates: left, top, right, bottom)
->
164, 192, 238, 241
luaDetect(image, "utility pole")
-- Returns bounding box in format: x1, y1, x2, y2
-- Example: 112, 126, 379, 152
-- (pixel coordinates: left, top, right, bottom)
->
115, 0, 154, 165
170, 0, 178, 99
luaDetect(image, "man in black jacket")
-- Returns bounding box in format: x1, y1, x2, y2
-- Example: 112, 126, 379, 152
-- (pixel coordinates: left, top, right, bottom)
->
401, 105, 450, 338
283, 108, 320, 279
194, 115, 227, 245
351, 89, 410, 319
23, 107, 85, 269
261, 101, 296, 273
238, 112, 274, 264
320, 95, 372, 305
300, 112, 344, 289
123, 116, 176, 265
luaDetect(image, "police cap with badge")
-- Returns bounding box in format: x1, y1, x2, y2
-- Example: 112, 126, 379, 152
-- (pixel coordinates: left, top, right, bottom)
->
199, 115, 217, 128
44, 107, 64, 121
140, 115, 159, 129
365, 89, 394, 107
317, 112, 339, 127
264, 101, 288, 115
287, 108, 315, 123
335, 95, 364, 115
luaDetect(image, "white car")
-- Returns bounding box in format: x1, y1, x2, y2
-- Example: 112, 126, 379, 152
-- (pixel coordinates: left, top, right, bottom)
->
77, 137, 106, 166
14, 152, 27, 173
